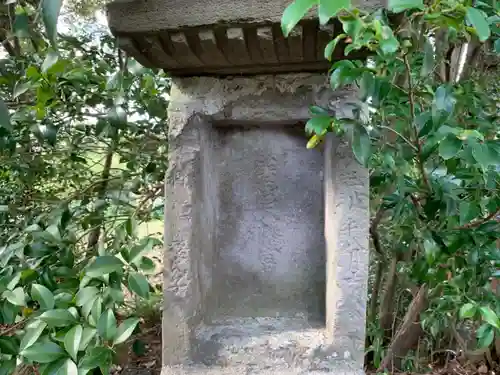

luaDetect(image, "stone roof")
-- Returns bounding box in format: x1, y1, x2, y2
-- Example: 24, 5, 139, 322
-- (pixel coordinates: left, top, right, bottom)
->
106, 0, 384, 76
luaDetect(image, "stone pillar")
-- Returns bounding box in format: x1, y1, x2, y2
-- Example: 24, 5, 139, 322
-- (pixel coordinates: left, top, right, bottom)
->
324, 134, 370, 373
162, 74, 370, 375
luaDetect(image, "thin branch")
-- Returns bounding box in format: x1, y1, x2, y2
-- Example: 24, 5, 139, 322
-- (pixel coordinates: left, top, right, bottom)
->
379, 125, 418, 151
455, 208, 500, 230
404, 54, 432, 193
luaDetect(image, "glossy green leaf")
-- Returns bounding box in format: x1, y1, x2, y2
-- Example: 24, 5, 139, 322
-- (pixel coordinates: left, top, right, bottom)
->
113, 317, 140, 346
13, 82, 32, 99
466, 7, 491, 42
97, 309, 117, 341
78, 327, 97, 351
3, 287, 26, 306
388, 0, 424, 13
477, 324, 495, 348
128, 272, 150, 298
76, 286, 99, 307
39, 309, 77, 327
351, 125, 371, 166
20, 320, 47, 351
318, 0, 351, 25
31, 284, 55, 310
421, 38, 434, 77
305, 116, 331, 135
438, 135, 462, 160
64, 325, 82, 361
459, 303, 476, 319
78, 346, 113, 375
85, 256, 124, 278
42, 0, 63, 45
479, 306, 500, 329
50, 358, 78, 375
42, 50, 60, 73
0, 336, 20, 355
21, 342, 65, 363
281, 0, 318, 37
0, 99, 12, 131
459, 201, 481, 226
324, 34, 346, 60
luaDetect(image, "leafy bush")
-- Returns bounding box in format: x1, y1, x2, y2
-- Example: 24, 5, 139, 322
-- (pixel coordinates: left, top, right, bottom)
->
0, 1, 169, 374
282, 0, 499, 369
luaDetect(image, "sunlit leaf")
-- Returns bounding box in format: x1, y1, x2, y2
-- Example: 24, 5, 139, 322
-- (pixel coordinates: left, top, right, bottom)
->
466, 7, 491, 42
21, 342, 65, 363
64, 325, 82, 361
388, 0, 424, 13
97, 309, 117, 341
42, 0, 63, 45
281, 0, 318, 37
351, 125, 371, 166
113, 318, 140, 345
318, 0, 351, 25
128, 272, 150, 298
85, 256, 124, 278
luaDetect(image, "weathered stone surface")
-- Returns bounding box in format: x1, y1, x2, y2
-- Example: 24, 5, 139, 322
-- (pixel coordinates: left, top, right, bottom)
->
162, 74, 369, 374
106, 0, 385, 76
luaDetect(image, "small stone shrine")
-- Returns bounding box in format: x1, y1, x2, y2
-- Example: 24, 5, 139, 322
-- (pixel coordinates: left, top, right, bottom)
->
107, 1, 381, 373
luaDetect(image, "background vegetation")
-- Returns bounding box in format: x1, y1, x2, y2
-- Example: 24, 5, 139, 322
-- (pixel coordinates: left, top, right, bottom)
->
0, 0, 498, 374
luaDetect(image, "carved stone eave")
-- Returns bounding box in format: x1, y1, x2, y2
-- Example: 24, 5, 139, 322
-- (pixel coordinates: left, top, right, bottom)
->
106, 0, 384, 77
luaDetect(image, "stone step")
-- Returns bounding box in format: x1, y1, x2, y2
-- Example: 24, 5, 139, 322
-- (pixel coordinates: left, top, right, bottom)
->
183, 316, 358, 373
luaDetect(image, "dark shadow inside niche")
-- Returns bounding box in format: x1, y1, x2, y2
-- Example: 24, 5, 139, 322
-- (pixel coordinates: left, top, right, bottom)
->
209, 120, 326, 323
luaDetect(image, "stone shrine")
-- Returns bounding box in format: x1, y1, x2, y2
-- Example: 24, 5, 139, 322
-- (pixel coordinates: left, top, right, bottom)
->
107, 1, 379, 374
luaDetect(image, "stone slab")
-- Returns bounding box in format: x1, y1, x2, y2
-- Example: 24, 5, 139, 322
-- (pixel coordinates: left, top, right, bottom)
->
106, 0, 385, 76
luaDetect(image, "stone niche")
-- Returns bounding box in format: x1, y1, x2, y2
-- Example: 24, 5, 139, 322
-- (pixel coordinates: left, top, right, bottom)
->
159, 75, 369, 375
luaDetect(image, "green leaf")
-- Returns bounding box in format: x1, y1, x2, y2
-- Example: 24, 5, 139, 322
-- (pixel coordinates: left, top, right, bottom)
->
97, 309, 117, 341
351, 125, 371, 166
79, 327, 97, 351
128, 272, 150, 298
42, 0, 63, 45
3, 287, 26, 306
281, 0, 318, 37
471, 141, 496, 169
31, 284, 55, 310
305, 116, 331, 135
20, 321, 47, 351
49, 358, 78, 375
85, 256, 124, 278
42, 50, 59, 73
438, 135, 462, 160
0, 336, 19, 355
466, 7, 491, 42
21, 342, 65, 363
113, 317, 140, 346
388, 0, 424, 13
459, 201, 481, 226
421, 38, 435, 77
129, 237, 158, 265
318, 0, 351, 25
13, 82, 32, 99
0, 99, 12, 131
494, 39, 500, 54
75, 287, 99, 307
39, 309, 77, 327
477, 324, 495, 348
324, 34, 346, 60
459, 303, 477, 319
78, 346, 113, 375
13, 9, 30, 38
64, 325, 82, 361
479, 306, 500, 329
329, 60, 357, 89
379, 27, 400, 55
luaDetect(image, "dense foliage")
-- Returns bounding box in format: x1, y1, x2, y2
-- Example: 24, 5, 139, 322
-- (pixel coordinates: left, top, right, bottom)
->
0, 1, 169, 374
282, 0, 499, 370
